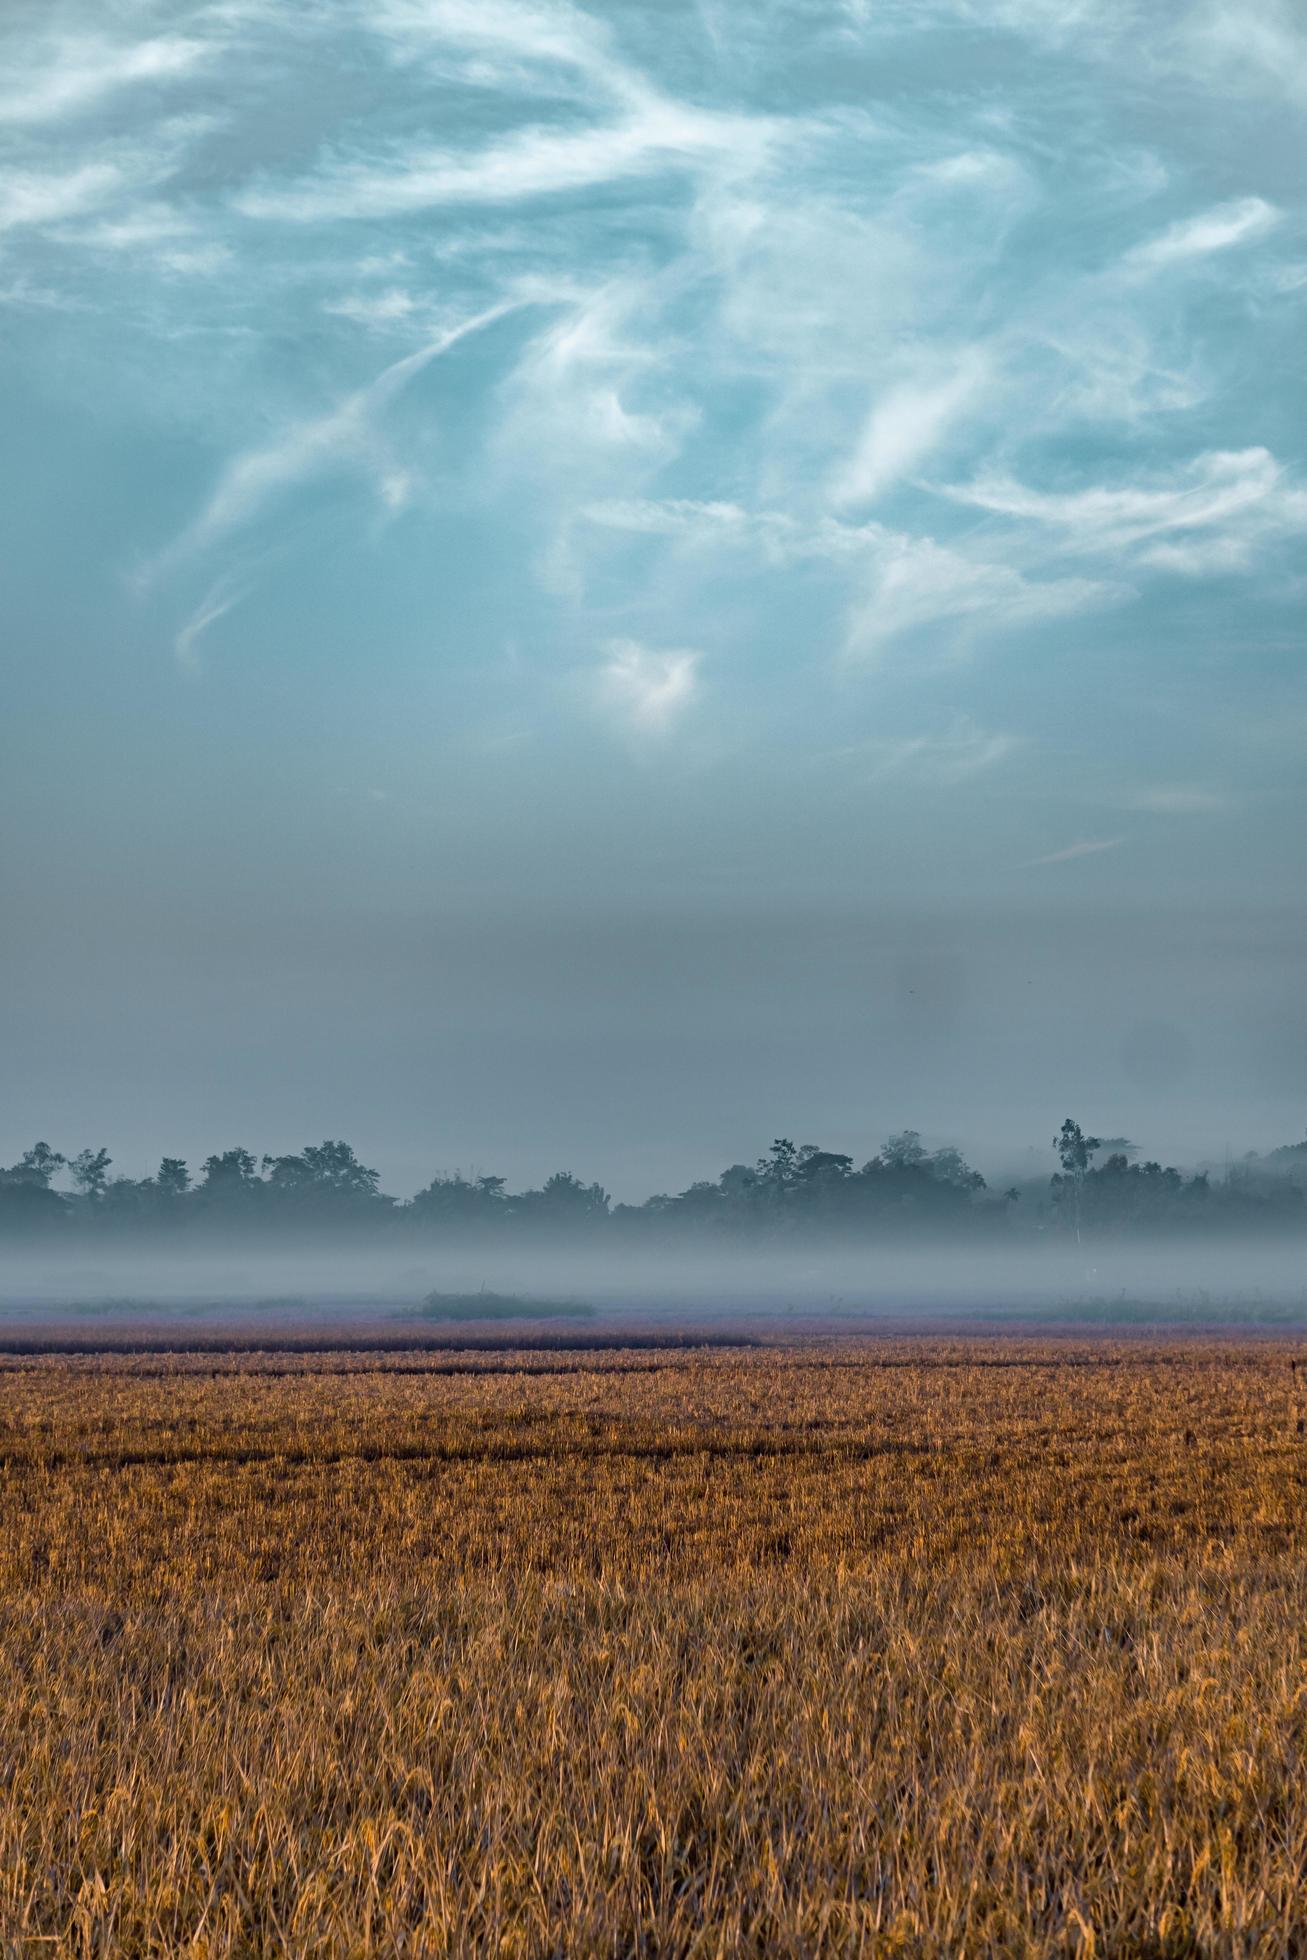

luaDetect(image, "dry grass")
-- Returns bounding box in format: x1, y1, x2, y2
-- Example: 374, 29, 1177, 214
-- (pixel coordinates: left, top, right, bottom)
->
0, 1336, 1304, 1956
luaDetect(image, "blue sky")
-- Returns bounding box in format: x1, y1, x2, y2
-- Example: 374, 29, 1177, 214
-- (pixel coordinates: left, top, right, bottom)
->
2, 0, 1305, 1193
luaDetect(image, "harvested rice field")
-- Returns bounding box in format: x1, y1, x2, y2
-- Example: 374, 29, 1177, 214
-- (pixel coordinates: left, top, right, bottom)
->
0, 1336, 1304, 1956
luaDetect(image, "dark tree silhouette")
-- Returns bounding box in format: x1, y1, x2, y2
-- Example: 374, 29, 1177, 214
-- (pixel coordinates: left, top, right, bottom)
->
756, 1139, 800, 1197
520, 1172, 610, 1225
6, 1143, 66, 1188
1053, 1118, 1101, 1244
201, 1148, 259, 1190
0, 1117, 1302, 1246
69, 1148, 112, 1200
881, 1130, 928, 1172
0, 1142, 69, 1232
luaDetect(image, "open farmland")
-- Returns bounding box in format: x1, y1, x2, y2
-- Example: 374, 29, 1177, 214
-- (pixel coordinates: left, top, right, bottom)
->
0, 1337, 1304, 1956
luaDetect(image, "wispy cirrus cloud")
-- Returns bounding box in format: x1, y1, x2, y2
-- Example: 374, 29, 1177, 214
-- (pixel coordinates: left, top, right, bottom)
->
323, 288, 421, 330
499, 278, 692, 472
235, 98, 773, 225
830, 358, 988, 508
173, 575, 251, 671
0, 162, 131, 233
1123, 197, 1281, 274
597, 638, 701, 732
942, 449, 1306, 571
365, 0, 644, 106
873, 0, 1307, 108
836, 718, 1020, 781
1, 0, 1302, 797
1020, 836, 1126, 868
232, 0, 786, 304
583, 495, 1124, 656
79, 203, 197, 250
1121, 784, 1231, 814
844, 530, 1118, 661
1182, 0, 1307, 107
0, 113, 221, 241
0, 34, 209, 127
155, 300, 526, 574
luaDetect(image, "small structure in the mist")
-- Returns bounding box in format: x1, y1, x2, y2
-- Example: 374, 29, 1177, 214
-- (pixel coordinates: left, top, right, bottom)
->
415, 1288, 594, 1323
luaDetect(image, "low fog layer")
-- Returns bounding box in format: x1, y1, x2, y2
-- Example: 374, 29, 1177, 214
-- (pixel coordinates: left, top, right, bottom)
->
4, 1120, 1307, 1327
2, 1240, 1305, 1333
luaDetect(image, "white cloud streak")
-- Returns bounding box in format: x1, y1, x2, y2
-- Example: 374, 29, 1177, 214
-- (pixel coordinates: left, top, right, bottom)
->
944, 449, 1306, 569
832, 360, 987, 507
161, 300, 524, 568
597, 639, 700, 732
366, 0, 643, 107
0, 34, 208, 127
584, 496, 1123, 656
236, 99, 769, 224
1124, 197, 1281, 273
174, 577, 250, 670
1020, 836, 1125, 868
0, 163, 130, 233
1183, 0, 1307, 108
845, 531, 1116, 660
1123, 785, 1230, 814
838, 719, 1020, 781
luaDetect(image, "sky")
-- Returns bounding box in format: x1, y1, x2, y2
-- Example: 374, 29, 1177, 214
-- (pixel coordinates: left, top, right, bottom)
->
1, 0, 1305, 1199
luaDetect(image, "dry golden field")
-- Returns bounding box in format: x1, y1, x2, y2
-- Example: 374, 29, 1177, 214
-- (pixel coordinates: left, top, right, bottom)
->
0, 1335, 1304, 1957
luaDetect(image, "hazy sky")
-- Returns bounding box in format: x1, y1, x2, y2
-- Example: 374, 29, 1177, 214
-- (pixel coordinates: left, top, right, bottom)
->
2, 0, 1305, 1197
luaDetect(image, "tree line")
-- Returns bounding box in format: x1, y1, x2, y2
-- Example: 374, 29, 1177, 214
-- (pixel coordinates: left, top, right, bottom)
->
2, 1119, 1305, 1242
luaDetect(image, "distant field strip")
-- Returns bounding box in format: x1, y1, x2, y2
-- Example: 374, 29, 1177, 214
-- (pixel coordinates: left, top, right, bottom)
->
0, 1340, 1303, 1955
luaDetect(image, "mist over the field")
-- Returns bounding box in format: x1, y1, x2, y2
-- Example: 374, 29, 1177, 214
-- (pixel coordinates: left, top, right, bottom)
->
2, 1236, 1305, 1336
5, 1116, 1307, 1329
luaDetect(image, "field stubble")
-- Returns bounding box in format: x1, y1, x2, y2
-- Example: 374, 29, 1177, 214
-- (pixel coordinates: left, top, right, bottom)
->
0, 1337, 1304, 1956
